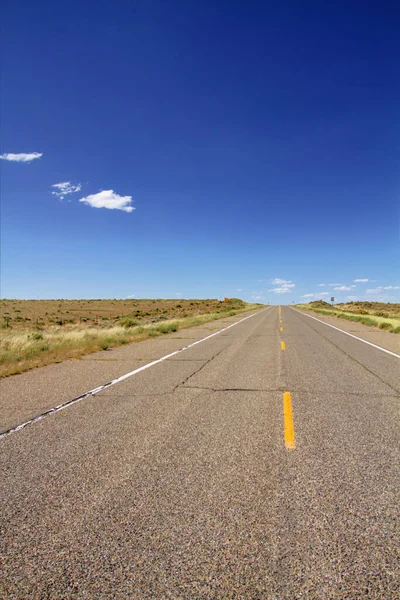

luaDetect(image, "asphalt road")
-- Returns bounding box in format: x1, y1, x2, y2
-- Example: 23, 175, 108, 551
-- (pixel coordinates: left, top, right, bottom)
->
1, 306, 399, 599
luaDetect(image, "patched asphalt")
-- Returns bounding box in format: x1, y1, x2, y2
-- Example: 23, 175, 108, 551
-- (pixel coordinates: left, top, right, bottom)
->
1, 306, 399, 599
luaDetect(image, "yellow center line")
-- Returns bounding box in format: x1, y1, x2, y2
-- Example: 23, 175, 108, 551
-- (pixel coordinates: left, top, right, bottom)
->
280, 326, 283, 332
283, 392, 296, 449
281, 341, 286, 350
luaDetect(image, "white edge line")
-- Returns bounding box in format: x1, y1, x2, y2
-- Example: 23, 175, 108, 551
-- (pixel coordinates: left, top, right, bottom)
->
0, 307, 270, 440
290, 308, 400, 359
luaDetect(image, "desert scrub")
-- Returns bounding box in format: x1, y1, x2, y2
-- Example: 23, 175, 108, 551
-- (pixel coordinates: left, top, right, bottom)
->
118, 317, 139, 328
157, 322, 179, 334
0, 305, 260, 377
296, 304, 400, 334
29, 332, 44, 341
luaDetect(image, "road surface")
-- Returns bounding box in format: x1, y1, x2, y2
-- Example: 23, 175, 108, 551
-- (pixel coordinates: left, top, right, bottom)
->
1, 306, 399, 599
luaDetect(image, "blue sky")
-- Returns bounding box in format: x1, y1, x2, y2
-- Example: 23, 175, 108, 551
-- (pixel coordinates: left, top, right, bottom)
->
1, 0, 399, 303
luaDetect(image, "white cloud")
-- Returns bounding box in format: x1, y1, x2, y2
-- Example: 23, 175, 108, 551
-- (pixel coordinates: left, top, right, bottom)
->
251, 294, 263, 300
51, 181, 82, 200
328, 283, 345, 287
301, 292, 330, 298
333, 285, 355, 291
0, 152, 43, 163
268, 279, 295, 294
353, 278, 370, 283
268, 287, 291, 294
316, 284, 326, 287
346, 296, 359, 301
79, 189, 135, 213
366, 285, 399, 293
127, 294, 136, 298
236, 288, 243, 291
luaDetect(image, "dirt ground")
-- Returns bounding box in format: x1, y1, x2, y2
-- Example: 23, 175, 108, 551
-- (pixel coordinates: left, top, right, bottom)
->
0, 298, 247, 331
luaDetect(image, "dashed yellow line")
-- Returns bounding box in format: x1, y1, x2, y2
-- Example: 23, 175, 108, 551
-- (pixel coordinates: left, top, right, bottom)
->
280, 326, 283, 332
283, 392, 296, 449
281, 341, 286, 350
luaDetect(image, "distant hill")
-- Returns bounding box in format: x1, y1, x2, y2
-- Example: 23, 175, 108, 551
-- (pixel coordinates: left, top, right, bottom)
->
308, 300, 332, 309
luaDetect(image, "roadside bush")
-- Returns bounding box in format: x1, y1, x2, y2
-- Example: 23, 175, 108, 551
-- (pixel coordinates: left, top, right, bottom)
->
379, 322, 392, 330
100, 338, 112, 350
119, 317, 139, 328
157, 322, 179, 334
29, 332, 44, 341
358, 317, 377, 327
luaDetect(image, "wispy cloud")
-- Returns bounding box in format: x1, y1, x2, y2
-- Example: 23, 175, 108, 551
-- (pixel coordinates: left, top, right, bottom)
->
346, 295, 359, 301
316, 284, 326, 287
366, 286, 399, 293
236, 288, 243, 292
268, 278, 295, 294
127, 294, 136, 298
268, 287, 294, 294
79, 190, 135, 213
353, 278, 372, 283
301, 292, 330, 298
0, 152, 43, 163
51, 181, 82, 200
333, 285, 356, 291
328, 283, 345, 287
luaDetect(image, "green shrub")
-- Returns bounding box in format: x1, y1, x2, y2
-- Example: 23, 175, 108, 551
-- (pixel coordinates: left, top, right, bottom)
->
100, 337, 115, 350
358, 317, 377, 327
29, 332, 44, 340
391, 326, 400, 334
119, 317, 139, 328
379, 322, 392, 330
157, 322, 178, 334
0, 351, 20, 364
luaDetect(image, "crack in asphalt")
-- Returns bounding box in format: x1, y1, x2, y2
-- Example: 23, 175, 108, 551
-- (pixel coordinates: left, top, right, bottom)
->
292, 310, 400, 395
180, 385, 285, 392
173, 346, 228, 392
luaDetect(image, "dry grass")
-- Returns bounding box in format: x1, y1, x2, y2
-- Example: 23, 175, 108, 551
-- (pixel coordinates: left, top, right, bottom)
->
295, 300, 400, 334
0, 298, 261, 377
